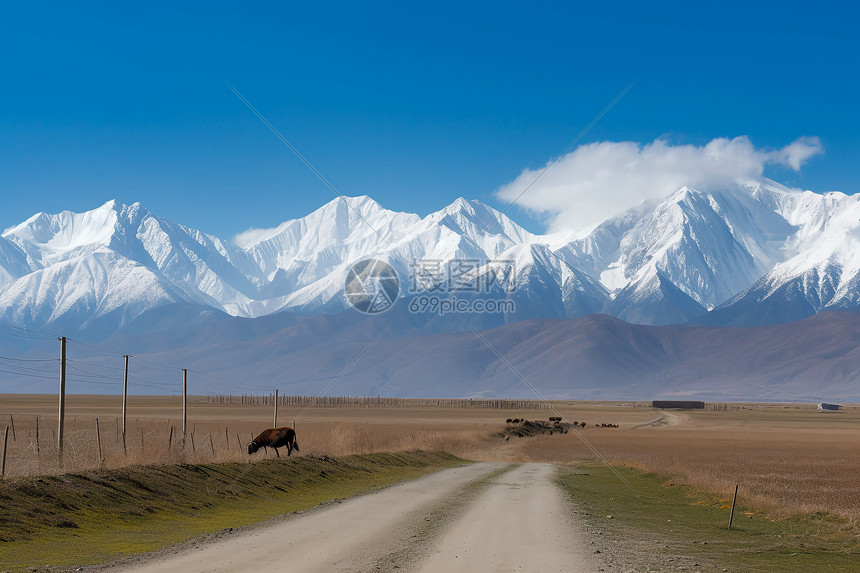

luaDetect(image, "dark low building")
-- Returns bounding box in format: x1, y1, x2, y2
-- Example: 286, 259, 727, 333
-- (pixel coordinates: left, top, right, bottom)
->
652, 400, 705, 409
818, 402, 842, 411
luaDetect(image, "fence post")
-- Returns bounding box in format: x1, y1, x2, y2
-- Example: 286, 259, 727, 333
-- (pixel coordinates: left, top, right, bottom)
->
168, 426, 174, 451
95, 418, 103, 469
182, 369, 187, 446
273, 389, 279, 427
2, 426, 8, 477
9, 414, 15, 441
728, 484, 739, 530
35, 416, 40, 471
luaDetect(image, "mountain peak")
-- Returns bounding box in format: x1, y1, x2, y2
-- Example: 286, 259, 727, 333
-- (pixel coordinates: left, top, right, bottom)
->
431, 198, 534, 244
445, 196, 474, 213
441, 197, 502, 217
4, 183, 860, 336
331, 194, 380, 208
4, 201, 121, 253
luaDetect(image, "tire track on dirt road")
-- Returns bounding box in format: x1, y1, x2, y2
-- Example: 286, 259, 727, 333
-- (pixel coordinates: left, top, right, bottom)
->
415, 463, 594, 572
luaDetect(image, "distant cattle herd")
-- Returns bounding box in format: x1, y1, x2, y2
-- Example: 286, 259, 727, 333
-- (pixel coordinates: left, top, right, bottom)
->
501, 416, 620, 440
505, 417, 619, 429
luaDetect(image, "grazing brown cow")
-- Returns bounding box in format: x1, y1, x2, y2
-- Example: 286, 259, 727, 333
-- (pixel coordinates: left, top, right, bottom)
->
248, 427, 299, 457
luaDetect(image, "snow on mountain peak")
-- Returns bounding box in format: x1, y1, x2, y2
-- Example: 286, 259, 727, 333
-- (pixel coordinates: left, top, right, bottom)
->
3, 200, 124, 266
429, 198, 536, 252
3, 181, 860, 335
233, 195, 419, 250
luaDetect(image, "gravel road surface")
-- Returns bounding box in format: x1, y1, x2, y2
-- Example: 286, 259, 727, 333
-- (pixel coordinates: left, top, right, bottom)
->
120, 462, 594, 573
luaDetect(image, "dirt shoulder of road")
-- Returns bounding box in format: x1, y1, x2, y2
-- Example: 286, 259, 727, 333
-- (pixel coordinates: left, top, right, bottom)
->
0, 451, 464, 572
557, 461, 860, 573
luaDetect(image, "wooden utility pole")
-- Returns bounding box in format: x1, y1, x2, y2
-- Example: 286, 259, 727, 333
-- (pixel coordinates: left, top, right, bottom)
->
58, 336, 67, 463
273, 389, 279, 427
122, 355, 129, 454
182, 369, 188, 444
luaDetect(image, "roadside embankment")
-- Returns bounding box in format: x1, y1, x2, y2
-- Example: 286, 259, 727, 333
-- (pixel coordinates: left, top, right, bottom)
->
0, 451, 463, 571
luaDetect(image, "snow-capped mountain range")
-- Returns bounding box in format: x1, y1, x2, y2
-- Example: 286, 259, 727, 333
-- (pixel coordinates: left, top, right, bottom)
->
2, 179, 860, 338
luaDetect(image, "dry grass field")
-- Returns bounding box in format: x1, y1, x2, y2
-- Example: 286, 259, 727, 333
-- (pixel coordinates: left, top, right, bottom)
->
1, 394, 858, 522
505, 403, 860, 521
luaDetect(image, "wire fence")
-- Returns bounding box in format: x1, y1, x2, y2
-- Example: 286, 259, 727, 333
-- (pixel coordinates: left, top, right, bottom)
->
0, 397, 523, 478
0, 413, 256, 477
205, 394, 552, 409
0, 322, 551, 478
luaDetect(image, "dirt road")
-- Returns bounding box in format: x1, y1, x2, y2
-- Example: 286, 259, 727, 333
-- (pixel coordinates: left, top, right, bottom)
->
416, 463, 588, 572
121, 462, 594, 573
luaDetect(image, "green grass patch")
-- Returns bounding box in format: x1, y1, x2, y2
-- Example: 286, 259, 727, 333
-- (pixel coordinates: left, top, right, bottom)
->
0, 451, 464, 571
558, 461, 860, 572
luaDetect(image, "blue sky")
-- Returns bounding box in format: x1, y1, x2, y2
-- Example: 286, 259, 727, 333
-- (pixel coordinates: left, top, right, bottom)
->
2, 1, 858, 237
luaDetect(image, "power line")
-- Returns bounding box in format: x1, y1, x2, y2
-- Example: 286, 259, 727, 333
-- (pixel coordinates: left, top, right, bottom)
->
66, 358, 127, 372
0, 367, 57, 380
0, 330, 55, 340
0, 361, 58, 375
63, 357, 176, 390
185, 367, 277, 392
66, 337, 125, 357
65, 363, 121, 381
64, 376, 121, 387
130, 355, 183, 373
0, 321, 59, 338
127, 374, 176, 389
0, 355, 56, 362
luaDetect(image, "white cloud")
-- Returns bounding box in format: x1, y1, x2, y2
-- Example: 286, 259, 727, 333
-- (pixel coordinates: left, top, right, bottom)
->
496, 136, 824, 232
233, 226, 280, 248
777, 136, 823, 171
